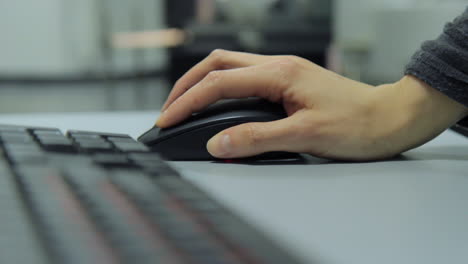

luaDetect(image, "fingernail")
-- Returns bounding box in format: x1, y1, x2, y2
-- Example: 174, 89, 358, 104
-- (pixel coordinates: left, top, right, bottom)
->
155, 110, 167, 126
208, 134, 232, 157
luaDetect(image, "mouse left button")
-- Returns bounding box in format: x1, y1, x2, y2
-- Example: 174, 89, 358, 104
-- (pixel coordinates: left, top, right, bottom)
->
138, 126, 161, 144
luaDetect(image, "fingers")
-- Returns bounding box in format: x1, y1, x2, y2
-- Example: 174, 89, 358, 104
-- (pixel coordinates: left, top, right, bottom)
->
157, 61, 293, 128
161, 50, 270, 111
206, 113, 306, 158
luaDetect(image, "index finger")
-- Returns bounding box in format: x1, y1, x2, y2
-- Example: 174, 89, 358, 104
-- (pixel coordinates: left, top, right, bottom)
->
157, 61, 289, 128
161, 50, 270, 111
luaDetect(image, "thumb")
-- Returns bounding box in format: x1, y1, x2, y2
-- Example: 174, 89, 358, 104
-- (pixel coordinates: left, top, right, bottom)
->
206, 118, 297, 159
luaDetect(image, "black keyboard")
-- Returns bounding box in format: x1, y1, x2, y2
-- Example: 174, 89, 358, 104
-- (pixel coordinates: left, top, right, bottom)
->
0, 124, 302, 264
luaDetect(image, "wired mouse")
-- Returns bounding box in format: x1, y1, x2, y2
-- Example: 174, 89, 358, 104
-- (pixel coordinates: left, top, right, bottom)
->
138, 98, 298, 160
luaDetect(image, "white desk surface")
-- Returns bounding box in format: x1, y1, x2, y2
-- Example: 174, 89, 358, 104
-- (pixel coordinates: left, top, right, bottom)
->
1, 111, 467, 264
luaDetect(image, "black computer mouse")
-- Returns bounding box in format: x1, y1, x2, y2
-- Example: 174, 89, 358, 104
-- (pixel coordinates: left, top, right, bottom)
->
138, 98, 298, 160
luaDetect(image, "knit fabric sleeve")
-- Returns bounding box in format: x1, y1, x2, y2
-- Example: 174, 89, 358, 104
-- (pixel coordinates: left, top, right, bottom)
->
404, 7, 468, 107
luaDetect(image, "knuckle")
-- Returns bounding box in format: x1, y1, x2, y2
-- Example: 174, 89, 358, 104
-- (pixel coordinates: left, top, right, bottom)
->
205, 70, 223, 86
209, 49, 228, 68
272, 57, 302, 89
284, 55, 302, 62
283, 55, 309, 65
210, 48, 226, 57
277, 57, 300, 74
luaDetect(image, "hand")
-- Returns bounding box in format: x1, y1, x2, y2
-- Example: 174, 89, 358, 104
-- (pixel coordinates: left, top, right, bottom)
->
156, 50, 468, 160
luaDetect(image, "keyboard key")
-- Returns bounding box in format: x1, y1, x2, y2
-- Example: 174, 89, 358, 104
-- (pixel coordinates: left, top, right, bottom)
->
69, 134, 103, 140
74, 137, 108, 144
0, 124, 28, 132
93, 153, 133, 167
76, 140, 114, 153
38, 137, 72, 145
33, 129, 63, 137
112, 142, 149, 152
3, 144, 45, 164
107, 137, 137, 143
68, 130, 131, 139
36, 134, 68, 140
0, 132, 34, 143
0, 130, 30, 135
37, 137, 75, 152
128, 153, 164, 162
3, 142, 41, 152
110, 170, 166, 202
156, 177, 218, 211
7, 151, 47, 164
128, 154, 176, 176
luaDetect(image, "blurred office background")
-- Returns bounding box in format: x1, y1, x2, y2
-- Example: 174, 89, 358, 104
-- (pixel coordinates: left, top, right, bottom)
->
0, 0, 465, 113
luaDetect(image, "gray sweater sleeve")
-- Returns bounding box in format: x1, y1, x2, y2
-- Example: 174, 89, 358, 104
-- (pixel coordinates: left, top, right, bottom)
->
405, 7, 468, 107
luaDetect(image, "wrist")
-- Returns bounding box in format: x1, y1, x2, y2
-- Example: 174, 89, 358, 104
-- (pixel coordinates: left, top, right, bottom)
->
371, 75, 468, 156
397, 75, 468, 134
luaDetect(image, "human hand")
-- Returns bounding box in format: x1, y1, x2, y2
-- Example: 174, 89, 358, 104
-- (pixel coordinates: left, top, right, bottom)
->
156, 50, 468, 160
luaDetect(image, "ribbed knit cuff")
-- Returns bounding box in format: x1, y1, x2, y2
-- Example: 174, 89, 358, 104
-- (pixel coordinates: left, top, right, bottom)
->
405, 7, 468, 108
